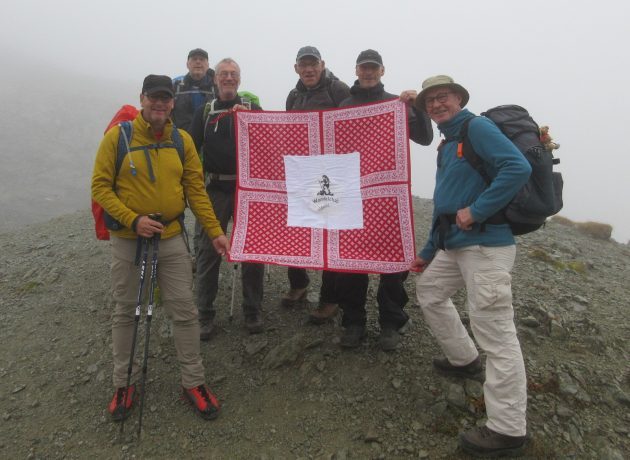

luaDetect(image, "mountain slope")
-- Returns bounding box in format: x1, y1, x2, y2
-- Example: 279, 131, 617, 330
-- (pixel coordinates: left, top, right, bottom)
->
0, 198, 628, 458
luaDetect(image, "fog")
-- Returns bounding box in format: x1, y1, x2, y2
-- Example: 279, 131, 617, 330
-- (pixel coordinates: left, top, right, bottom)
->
1, 0, 629, 242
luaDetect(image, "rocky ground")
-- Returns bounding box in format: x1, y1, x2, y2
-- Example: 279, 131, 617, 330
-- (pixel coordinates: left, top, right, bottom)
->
0, 197, 629, 459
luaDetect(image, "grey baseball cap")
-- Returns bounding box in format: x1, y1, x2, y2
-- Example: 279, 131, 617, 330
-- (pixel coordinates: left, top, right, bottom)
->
188, 48, 208, 59
296, 46, 321, 61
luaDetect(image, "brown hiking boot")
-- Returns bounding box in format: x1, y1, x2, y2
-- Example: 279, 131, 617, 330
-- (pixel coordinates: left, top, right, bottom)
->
433, 355, 483, 379
199, 319, 214, 341
307, 303, 339, 324
280, 287, 308, 308
459, 426, 527, 457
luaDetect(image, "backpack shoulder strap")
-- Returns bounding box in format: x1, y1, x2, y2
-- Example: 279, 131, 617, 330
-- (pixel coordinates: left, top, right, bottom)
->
173, 77, 185, 97
203, 98, 217, 124
460, 116, 491, 185
202, 98, 231, 139
115, 121, 133, 177
170, 124, 185, 165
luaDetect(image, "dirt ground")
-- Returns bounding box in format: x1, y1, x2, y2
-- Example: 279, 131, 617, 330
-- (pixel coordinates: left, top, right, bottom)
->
1, 202, 629, 459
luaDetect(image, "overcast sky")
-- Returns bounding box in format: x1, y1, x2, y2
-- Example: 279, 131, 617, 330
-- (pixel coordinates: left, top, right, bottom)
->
2, 0, 629, 242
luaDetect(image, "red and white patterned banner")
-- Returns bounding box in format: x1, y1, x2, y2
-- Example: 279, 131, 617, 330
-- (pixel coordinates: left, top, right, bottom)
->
230, 99, 416, 274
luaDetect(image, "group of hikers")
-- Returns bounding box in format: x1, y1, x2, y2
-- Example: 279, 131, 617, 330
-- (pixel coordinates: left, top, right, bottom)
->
91, 46, 531, 457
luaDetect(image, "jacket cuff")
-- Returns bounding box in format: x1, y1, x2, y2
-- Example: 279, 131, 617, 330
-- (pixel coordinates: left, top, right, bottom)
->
131, 215, 141, 233
419, 245, 436, 262
206, 227, 225, 240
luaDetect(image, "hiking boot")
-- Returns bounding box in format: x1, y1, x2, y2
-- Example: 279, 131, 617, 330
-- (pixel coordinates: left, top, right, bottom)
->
307, 303, 339, 324
459, 426, 527, 457
244, 313, 264, 334
108, 385, 136, 422
340, 325, 366, 348
280, 287, 308, 308
199, 319, 214, 341
183, 384, 220, 420
397, 318, 412, 335
433, 356, 483, 379
378, 327, 401, 351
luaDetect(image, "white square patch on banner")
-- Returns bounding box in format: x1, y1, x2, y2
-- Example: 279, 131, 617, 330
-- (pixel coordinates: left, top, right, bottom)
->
284, 152, 363, 229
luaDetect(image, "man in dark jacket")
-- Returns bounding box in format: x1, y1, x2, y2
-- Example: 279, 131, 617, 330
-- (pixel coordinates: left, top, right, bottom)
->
282, 46, 351, 324
172, 48, 217, 132
173, 48, 218, 258
335, 49, 433, 350
190, 58, 264, 339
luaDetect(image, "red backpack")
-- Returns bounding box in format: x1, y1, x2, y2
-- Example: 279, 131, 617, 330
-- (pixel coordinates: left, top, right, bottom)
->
91, 105, 139, 240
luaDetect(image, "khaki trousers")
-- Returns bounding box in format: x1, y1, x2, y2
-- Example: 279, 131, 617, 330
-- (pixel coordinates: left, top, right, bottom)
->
111, 235, 204, 389
415, 245, 527, 437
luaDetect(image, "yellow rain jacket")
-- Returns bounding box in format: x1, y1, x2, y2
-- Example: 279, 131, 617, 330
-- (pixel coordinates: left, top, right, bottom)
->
91, 113, 223, 240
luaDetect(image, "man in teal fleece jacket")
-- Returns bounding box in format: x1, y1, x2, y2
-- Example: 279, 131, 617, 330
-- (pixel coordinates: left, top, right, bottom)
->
410, 75, 531, 458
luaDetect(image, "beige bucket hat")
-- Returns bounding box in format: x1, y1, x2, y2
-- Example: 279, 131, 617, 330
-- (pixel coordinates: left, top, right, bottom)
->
414, 75, 469, 112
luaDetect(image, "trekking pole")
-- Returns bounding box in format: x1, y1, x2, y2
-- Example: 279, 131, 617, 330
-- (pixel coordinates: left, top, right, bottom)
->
137, 230, 160, 439
229, 263, 237, 322
119, 237, 149, 437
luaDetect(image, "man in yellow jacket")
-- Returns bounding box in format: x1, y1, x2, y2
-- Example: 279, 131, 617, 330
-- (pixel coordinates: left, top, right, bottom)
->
92, 74, 229, 421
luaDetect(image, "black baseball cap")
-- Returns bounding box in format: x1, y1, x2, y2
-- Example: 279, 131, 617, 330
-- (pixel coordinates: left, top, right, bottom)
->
296, 46, 321, 61
142, 75, 174, 97
188, 48, 209, 59
356, 49, 383, 66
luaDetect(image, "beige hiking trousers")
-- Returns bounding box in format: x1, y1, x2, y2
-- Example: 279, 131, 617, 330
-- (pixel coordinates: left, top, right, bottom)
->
110, 235, 204, 389
415, 245, 527, 437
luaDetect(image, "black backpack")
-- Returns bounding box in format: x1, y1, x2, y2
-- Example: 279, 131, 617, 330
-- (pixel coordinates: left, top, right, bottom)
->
460, 105, 563, 235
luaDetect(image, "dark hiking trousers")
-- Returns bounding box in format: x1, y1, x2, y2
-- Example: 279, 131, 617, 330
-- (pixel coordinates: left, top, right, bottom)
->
287, 267, 338, 304
196, 183, 264, 320
338, 271, 409, 329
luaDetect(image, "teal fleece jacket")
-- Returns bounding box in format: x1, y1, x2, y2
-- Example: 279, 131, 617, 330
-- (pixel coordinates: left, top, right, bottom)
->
419, 109, 532, 261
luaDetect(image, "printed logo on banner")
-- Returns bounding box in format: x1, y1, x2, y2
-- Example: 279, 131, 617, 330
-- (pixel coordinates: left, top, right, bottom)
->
284, 152, 363, 230
311, 175, 339, 211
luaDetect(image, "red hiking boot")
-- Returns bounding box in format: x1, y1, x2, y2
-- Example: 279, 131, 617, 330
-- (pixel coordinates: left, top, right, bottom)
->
108, 385, 136, 421
183, 384, 221, 420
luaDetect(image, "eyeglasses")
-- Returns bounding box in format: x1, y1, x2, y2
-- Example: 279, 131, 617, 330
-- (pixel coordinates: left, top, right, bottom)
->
424, 92, 453, 107
217, 71, 240, 79
145, 93, 173, 102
